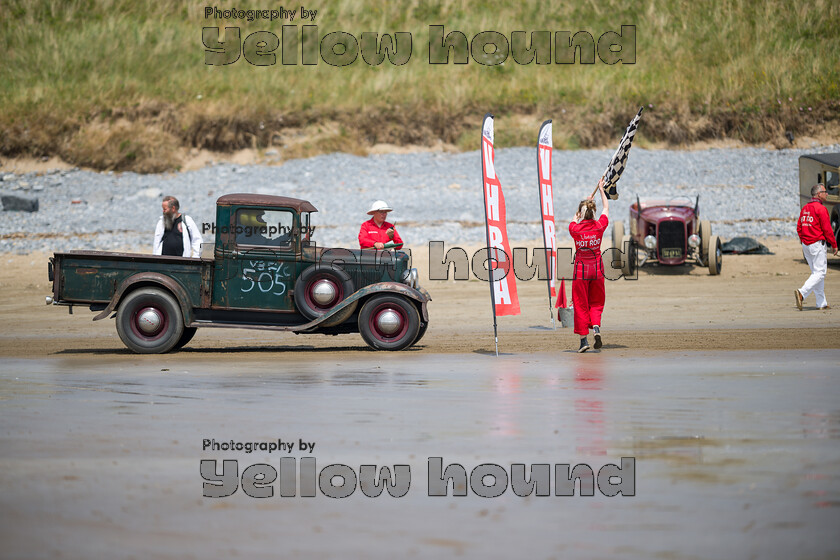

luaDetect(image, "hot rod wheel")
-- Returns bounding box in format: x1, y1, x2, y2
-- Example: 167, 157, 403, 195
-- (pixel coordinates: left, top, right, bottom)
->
611, 220, 626, 269
621, 234, 636, 277
115, 287, 185, 354
708, 235, 722, 275
698, 219, 712, 262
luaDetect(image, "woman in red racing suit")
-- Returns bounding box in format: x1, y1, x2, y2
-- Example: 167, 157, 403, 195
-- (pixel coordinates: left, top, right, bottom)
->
568, 178, 609, 352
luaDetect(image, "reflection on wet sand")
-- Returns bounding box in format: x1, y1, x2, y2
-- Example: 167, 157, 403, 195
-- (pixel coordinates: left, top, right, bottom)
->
574, 359, 607, 457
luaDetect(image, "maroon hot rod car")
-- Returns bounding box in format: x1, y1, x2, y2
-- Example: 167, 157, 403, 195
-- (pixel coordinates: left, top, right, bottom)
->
612, 196, 722, 275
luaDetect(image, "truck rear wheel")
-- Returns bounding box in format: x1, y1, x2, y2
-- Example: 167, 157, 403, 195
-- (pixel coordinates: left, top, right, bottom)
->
173, 327, 197, 350
359, 295, 420, 351
116, 288, 184, 354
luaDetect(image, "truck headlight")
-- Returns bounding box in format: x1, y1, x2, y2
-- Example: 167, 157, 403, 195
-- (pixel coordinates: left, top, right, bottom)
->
644, 235, 657, 250
401, 268, 419, 289
688, 234, 700, 248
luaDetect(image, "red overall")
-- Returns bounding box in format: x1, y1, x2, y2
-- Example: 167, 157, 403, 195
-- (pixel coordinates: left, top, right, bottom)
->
569, 215, 609, 336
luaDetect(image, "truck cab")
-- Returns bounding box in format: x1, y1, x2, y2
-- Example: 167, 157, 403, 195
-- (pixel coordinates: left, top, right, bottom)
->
799, 153, 840, 248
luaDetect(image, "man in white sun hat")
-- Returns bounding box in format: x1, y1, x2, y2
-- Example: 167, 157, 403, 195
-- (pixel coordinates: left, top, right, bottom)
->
359, 200, 403, 250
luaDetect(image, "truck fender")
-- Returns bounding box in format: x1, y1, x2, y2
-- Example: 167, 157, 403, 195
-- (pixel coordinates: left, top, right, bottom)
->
303, 282, 430, 329
92, 272, 194, 325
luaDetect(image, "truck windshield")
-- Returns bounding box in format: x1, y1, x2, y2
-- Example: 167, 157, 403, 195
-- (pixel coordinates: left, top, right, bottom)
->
301, 212, 313, 241
827, 171, 839, 195
235, 209, 294, 248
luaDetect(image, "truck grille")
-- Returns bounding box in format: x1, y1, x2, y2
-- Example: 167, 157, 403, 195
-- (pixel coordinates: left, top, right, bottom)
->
350, 267, 383, 287
658, 221, 685, 254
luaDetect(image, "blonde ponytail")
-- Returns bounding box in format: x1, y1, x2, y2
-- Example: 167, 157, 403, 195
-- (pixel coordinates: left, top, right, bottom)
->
578, 199, 597, 221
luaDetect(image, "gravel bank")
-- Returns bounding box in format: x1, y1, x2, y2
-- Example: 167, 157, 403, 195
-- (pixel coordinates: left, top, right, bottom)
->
1, 144, 838, 254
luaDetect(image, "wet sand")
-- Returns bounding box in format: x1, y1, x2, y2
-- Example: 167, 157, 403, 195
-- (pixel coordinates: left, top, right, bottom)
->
1, 238, 839, 558
1, 351, 838, 559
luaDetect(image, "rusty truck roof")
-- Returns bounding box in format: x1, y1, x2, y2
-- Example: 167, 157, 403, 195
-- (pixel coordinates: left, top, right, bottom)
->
216, 193, 318, 213
799, 153, 840, 168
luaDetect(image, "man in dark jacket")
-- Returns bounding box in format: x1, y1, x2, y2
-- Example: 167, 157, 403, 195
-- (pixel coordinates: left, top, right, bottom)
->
153, 196, 203, 257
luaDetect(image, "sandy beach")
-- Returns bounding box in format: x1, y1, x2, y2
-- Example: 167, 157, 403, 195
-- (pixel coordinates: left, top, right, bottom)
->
2, 238, 837, 358
1, 238, 839, 559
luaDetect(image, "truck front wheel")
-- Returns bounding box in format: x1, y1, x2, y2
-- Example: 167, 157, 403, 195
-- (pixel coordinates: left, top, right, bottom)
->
359, 295, 420, 351
116, 288, 185, 354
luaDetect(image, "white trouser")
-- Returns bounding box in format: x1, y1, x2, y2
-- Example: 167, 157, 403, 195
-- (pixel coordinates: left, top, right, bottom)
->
799, 241, 828, 308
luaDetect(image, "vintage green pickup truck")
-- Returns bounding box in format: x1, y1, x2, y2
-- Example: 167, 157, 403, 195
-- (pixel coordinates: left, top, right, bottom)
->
47, 194, 430, 353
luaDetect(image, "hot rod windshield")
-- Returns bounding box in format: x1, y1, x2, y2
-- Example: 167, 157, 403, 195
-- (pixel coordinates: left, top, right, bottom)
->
638, 197, 696, 210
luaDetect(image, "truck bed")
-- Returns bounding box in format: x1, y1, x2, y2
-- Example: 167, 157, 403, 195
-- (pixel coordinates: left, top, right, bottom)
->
51, 251, 211, 305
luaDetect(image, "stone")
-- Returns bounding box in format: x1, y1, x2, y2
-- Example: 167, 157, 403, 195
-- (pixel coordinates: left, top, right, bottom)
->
1, 195, 39, 212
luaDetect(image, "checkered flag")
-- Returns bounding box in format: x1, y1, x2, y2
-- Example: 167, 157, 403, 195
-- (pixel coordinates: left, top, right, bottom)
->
601, 107, 643, 200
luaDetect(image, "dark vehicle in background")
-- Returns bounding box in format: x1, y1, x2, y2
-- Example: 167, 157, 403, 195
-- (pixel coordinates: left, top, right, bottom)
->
612, 196, 722, 276
799, 152, 840, 251
46, 194, 430, 353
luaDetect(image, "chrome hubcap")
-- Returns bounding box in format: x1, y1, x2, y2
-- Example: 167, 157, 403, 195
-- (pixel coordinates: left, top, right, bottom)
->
376, 309, 402, 335
311, 279, 337, 306
137, 308, 163, 334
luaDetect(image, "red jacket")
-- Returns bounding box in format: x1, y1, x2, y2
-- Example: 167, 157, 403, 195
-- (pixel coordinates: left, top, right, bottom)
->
569, 215, 609, 279
569, 215, 609, 260
797, 198, 837, 249
358, 218, 403, 249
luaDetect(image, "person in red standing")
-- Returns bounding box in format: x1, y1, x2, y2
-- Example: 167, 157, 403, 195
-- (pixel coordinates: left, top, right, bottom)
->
569, 178, 609, 352
358, 200, 403, 250
795, 183, 839, 310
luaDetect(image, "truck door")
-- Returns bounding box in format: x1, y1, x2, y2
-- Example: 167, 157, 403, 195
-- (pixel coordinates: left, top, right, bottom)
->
212, 207, 297, 311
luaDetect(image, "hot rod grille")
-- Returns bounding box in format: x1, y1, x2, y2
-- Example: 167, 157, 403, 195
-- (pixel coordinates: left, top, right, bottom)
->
658, 221, 685, 253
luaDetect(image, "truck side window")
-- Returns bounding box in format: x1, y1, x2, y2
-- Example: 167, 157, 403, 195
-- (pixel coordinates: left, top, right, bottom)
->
235, 209, 294, 248
825, 171, 839, 195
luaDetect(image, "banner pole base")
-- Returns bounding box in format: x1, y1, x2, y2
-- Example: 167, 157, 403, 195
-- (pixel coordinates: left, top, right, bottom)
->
494, 337, 499, 357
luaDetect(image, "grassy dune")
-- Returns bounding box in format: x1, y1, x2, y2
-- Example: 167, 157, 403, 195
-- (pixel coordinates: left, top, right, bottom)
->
1, 0, 838, 171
